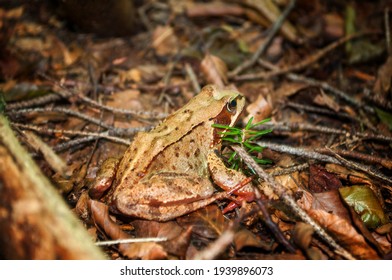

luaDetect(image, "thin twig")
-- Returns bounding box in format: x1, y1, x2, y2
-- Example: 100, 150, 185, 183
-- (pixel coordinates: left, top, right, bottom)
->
185, 63, 201, 93
257, 141, 392, 185
9, 107, 151, 137
229, 0, 296, 77
285, 101, 356, 121
285, 72, 374, 113
69, 88, 168, 120
254, 188, 297, 253
53, 136, 101, 152
315, 147, 392, 169
96, 237, 167, 246
5, 91, 70, 110
258, 122, 392, 142
234, 33, 364, 81
232, 145, 355, 260
255, 58, 375, 114
41, 73, 168, 120
11, 123, 131, 145
257, 140, 341, 164
325, 147, 392, 185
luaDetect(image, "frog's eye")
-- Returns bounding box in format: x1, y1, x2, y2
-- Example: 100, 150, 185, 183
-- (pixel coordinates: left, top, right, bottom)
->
226, 98, 237, 113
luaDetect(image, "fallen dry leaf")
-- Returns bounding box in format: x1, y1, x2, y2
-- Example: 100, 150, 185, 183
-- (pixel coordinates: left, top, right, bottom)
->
89, 200, 167, 259
313, 89, 341, 112
373, 55, 392, 103
245, 94, 272, 123
200, 53, 228, 88
234, 228, 272, 252
309, 209, 379, 259
309, 164, 342, 193
152, 25, 179, 57
177, 204, 227, 239
293, 222, 327, 259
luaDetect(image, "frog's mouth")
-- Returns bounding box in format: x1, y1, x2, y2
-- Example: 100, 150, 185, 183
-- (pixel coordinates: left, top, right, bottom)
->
212, 96, 244, 146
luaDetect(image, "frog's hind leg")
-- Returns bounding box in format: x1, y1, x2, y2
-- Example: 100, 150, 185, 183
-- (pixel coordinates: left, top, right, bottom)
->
111, 172, 219, 221
207, 151, 255, 213
116, 193, 227, 222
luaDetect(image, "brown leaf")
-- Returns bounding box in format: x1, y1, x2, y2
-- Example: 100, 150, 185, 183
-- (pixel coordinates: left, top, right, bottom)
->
89, 200, 167, 259
132, 220, 184, 240
309, 209, 379, 259
152, 25, 179, 57
322, 13, 344, 39
200, 53, 228, 87
293, 222, 314, 250
186, 2, 244, 18
346, 205, 388, 256
162, 226, 193, 259
292, 222, 326, 259
312, 190, 351, 221
245, 94, 272, 123
243, 0, 299, 43
234, 228, 272, 251
373, 55, 392, 103
132, 219, 194, 258
177, 204, 227, 239
313, 90, 341, 112
309, 165, 342, 193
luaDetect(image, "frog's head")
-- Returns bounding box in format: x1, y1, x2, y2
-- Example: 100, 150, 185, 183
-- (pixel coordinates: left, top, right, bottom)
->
210, 86, 245, 128
196, 85, 245, 146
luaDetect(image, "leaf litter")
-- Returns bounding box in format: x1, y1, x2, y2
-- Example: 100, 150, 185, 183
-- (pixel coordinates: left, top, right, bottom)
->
1, 0, 391, 260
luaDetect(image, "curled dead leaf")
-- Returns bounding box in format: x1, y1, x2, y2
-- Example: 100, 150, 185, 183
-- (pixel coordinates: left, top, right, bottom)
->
234, 228, 272, 252
200, 53, 228, 88
89, 200, 167, 259
309, 209, 379, 259
152, 25, 179, 57
245, 94, 272, 123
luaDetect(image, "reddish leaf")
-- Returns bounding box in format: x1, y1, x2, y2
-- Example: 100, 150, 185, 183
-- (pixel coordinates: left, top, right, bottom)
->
312, 190, 351, 221
309, 209, 379, 259
309, 165, 342, 193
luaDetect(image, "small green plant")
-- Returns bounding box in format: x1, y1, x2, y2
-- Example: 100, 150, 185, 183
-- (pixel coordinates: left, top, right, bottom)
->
213, 117, 273, 171
0, 92, 5, 114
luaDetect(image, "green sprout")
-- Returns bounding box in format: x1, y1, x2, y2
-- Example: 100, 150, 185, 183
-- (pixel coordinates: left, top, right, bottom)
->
0, 92, 5, 114
213, 117, 273, 171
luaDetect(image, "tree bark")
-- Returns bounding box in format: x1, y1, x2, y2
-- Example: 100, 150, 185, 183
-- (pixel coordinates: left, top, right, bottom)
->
0, 115, 105, 259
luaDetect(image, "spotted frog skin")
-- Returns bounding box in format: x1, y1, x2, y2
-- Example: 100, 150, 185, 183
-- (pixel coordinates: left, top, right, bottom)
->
90, 85, 254, 221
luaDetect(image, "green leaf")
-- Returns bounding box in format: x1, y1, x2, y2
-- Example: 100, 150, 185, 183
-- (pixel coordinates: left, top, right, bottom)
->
212, 123, 230, 129
249, 145, 264, 153
0, 92, 5, 113
221, 137, 241, 143
250, 117, 271, 129
375, 107, 392, 131
345, 4, 356, 53
339, 185, 388, 229
245, 117, 254, 130
255, 158, 272, 164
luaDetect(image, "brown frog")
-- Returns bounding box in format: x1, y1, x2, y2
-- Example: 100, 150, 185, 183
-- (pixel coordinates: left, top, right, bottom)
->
90, 85, 254, 221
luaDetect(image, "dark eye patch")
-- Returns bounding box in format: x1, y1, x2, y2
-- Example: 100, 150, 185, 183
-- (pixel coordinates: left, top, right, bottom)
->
226, 98, 237, 113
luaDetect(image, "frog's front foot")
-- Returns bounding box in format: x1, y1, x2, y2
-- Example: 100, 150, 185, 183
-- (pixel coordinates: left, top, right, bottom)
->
208, 151, 255, 213
88, 158, 119, 199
